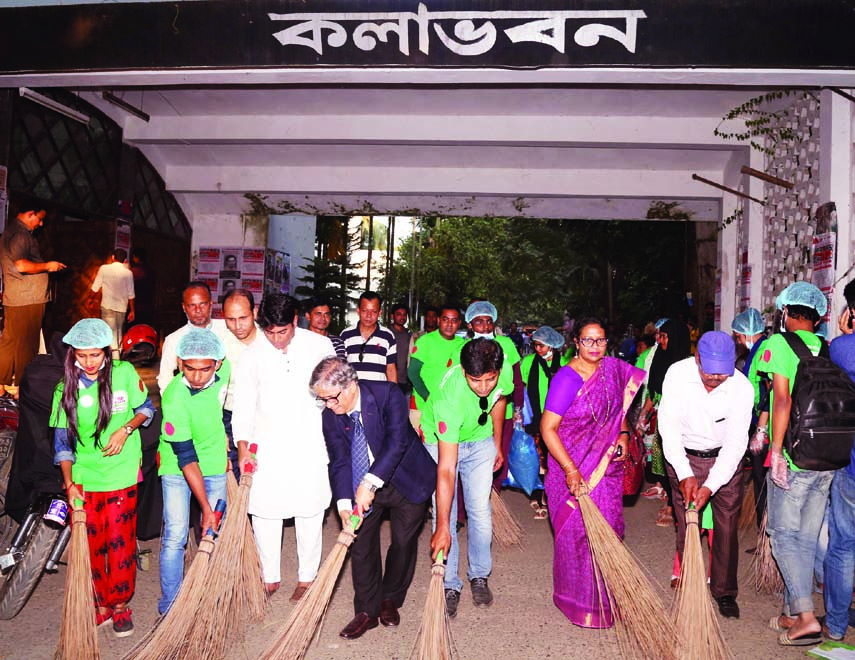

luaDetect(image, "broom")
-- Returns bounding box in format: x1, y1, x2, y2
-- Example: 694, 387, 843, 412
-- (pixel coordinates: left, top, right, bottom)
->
576, 484, 678, 660
410, 550, 456, 660
750, 509, 784, 594
121, 499, 226, 660
490, 490, 523, 549
672, 506, 735, 660
53, 496, 100, 660
258, 514, 359, 660
738, 480, 756, 531
186, 446, 266, 658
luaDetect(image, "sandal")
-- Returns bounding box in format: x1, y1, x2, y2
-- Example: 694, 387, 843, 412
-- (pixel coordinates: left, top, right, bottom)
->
534, 507, 548, 520
641, 485, 665, 499
656, 509, 674, 527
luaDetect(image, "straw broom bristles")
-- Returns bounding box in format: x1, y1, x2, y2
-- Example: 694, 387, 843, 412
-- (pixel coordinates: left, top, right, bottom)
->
410, 553, 456, 660
121, 533, 217, 660
490, 490, 523, 549
738, 480, 757, 531
53, 506, 100, 660
185, 471, 266, 659
750, 509, 784, 594
672, 508, 735, 660
576, 490, 678, 660
258, 523, 356, 660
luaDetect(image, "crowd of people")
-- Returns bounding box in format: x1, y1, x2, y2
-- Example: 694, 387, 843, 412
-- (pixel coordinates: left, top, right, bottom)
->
5, 203, 855, 653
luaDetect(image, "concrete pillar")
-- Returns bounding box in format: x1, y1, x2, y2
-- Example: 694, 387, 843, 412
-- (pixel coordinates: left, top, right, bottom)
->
719, 194, 739, 330
746, 148, 766, 311
820, 88, 853, 333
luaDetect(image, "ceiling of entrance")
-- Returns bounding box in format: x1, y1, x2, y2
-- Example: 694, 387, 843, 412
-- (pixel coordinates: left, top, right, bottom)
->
69, 86, 759, 222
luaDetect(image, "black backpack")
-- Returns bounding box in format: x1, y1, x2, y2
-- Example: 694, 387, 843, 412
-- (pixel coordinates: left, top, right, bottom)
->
782, 332, 855, 471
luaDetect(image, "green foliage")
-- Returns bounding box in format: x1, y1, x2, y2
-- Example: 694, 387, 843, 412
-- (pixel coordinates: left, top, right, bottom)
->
384, 216, 691, 326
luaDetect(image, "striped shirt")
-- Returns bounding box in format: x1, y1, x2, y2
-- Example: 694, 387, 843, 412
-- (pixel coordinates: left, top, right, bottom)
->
341, 324, 397, 381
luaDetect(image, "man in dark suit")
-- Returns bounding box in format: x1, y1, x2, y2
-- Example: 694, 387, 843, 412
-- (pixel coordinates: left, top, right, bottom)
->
310, 357, 436, 641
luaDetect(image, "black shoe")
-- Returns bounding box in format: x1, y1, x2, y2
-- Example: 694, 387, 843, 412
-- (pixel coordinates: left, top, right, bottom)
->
470, 577, 493, 608
715, 595, 740, 619
444, 588, 461, 618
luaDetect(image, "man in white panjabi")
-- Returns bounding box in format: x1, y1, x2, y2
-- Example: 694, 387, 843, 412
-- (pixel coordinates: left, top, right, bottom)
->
232, 293, 334, 601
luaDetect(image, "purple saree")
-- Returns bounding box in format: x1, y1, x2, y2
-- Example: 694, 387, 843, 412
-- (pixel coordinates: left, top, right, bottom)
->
545, 357, 645, 628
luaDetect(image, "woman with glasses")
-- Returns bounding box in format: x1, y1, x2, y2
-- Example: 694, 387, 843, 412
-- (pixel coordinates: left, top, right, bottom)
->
540, 316, 645, 629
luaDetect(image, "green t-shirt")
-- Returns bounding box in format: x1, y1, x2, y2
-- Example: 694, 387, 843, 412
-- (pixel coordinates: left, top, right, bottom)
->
421, 364, 509, 445
410, 331, 465, 410
457, 335, 521, 420
158, 360, 231, 477
520, 353, 558, 412
51, 360, 148, 492
757, 330, 822, 471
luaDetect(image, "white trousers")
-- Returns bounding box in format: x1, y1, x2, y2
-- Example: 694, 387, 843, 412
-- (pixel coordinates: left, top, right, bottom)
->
251, 511, 324, 584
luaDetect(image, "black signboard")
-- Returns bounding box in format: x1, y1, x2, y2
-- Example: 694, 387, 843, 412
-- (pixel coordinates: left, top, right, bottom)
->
0, 0, 854, 73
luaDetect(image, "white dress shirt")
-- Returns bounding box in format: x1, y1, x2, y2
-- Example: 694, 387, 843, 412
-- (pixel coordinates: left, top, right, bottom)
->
157, 318, 228, 393
231, 328, 334, 519
91, 261, 135, 313
659, 356, 753, 495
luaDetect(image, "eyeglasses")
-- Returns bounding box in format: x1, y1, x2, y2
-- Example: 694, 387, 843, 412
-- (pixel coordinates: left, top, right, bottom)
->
314, 390, 342, 408
578, 337, 608, 347
358, 342, 368, 362
478, 396, 489, 426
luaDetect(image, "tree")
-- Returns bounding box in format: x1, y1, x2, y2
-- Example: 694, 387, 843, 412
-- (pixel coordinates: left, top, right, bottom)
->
294, 216, 363, 332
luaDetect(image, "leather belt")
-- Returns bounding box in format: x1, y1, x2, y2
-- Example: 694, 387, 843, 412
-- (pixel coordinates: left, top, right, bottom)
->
685, 446, 721, 459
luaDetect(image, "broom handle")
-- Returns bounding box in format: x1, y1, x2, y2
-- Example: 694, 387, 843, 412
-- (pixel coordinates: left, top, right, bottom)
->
207, 498, 227, 536
244, 443, 258, 474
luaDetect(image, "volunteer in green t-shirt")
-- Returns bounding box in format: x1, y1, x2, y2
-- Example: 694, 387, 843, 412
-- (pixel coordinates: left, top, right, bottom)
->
758, 282, 831, 646
52, 318, 155, 638
407, 303, 464, 433
520, 326, 565, 517
426, 338, 507, 618
461, 301, 524, 492
157, 327, 230, 615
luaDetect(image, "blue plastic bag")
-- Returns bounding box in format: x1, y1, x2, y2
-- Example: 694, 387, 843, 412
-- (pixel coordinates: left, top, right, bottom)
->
503, 424, 544, 496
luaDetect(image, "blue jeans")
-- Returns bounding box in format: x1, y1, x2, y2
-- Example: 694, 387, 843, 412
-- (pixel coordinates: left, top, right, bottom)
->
158, 472, 227, 614
427, 436, 496, 592
767, 469, 833, 615
824, 469, 855, 637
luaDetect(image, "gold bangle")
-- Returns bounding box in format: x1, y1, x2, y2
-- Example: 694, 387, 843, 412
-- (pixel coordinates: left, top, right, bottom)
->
562, 463, 579, 475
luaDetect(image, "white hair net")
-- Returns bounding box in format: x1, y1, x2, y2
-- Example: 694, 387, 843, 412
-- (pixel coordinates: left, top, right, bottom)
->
532, 326, 565, 349
465, 301, 497, 323
775, 281, 828, 316
63, 318, 112, 349
731, 308, 765, 335
177, 328, 226, 361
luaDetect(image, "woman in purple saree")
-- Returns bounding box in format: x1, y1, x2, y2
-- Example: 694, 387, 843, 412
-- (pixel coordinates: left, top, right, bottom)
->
541, 317, 645, 628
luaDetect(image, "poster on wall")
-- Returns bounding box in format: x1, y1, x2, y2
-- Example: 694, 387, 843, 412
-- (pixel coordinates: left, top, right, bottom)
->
264, 249, 291, 295
714, 273, 722, 326
812, 231, 836, 323
115, 221, 131, 252
198, 247, 222, 275
242, 248, 265, 276
739, 264, 752, 311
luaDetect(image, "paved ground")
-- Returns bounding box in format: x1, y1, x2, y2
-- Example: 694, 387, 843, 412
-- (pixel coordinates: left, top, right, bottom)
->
0, 485, 841, 660
0, 364, 839, 658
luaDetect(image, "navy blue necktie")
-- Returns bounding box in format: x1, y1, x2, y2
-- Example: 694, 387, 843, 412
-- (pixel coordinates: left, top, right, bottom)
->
350, 411, 370, 497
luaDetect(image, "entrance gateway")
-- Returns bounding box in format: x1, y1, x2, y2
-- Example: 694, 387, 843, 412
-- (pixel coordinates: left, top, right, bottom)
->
1, 0, 854, 329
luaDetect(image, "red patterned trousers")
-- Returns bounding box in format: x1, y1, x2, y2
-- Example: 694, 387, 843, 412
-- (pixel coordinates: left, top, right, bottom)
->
83, 485, 137, 610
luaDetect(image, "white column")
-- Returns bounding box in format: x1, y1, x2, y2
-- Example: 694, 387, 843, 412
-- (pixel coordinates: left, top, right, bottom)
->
746, 148, 766, 310
820, 89, 853, 334
719, 194, 739, 331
